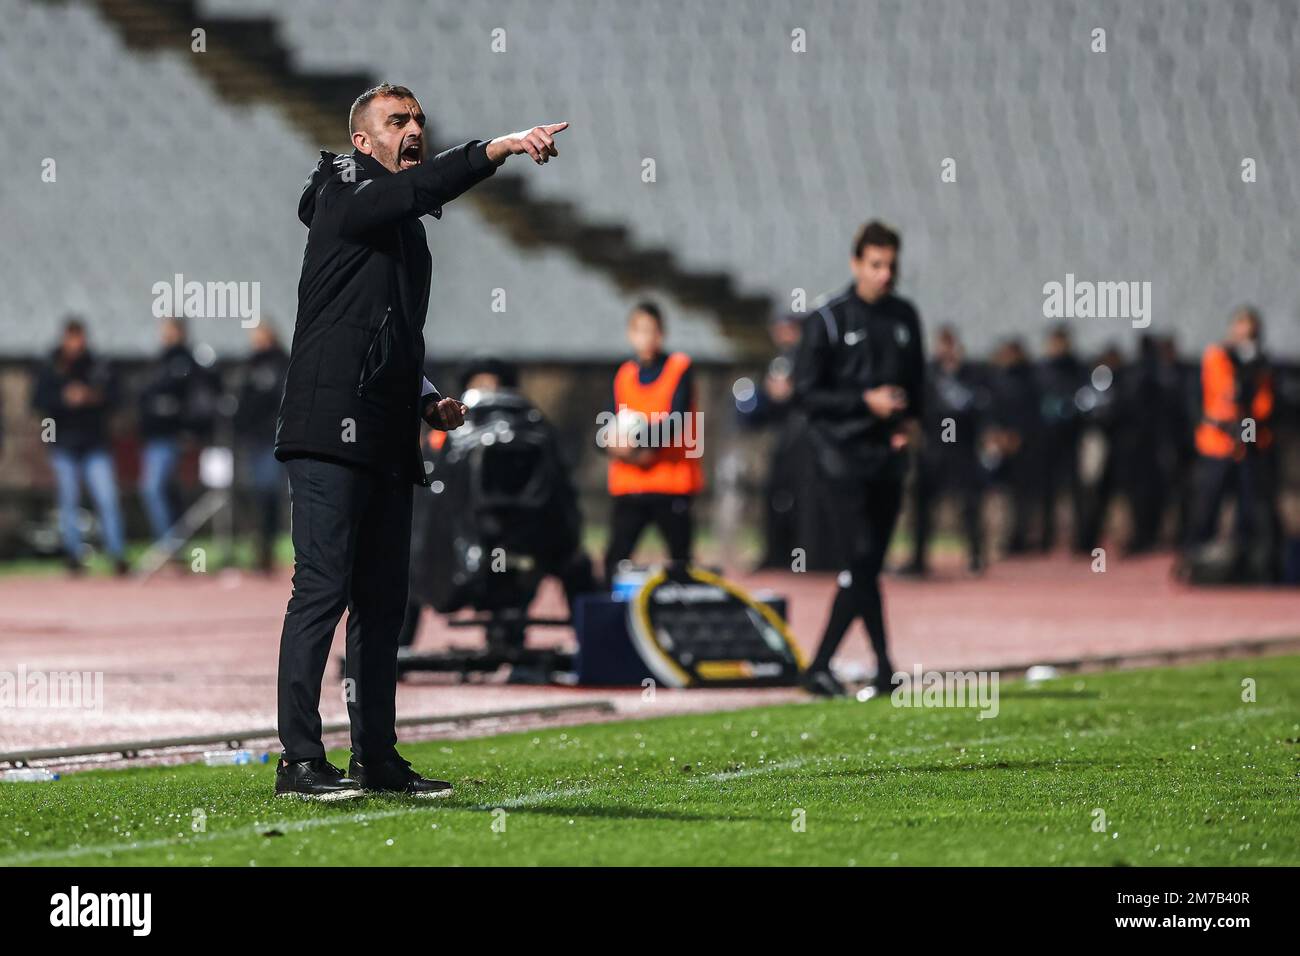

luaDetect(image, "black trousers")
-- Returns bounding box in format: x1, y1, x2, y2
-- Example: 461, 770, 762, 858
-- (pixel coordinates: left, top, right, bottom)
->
1124, 436, 1167, 552
603, 493, 693, 584
1040, 427, 1082, 551
277, 456, 412, 762
1076, 444, 1118, 554
910, 451, 984, 570
1187, 453, 1279, 553
809, 476, 903, 683
1003, 446, 1042, 553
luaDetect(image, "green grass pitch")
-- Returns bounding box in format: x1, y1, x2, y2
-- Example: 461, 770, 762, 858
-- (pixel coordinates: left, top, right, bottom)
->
3, 656, 1297, 866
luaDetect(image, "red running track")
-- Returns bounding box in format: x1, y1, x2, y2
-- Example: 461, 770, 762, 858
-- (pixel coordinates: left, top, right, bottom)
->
0, 553, 1296, 754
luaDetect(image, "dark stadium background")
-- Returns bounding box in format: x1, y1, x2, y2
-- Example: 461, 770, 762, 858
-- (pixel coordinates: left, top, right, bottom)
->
3, 0, 1300, 558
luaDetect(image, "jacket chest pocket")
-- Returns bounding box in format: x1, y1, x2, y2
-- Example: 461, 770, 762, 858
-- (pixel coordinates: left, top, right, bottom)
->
356, 307, 393, 397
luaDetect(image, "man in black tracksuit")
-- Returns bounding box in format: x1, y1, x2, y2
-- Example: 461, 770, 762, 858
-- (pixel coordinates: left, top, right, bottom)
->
794, 221, 924, 698
273, 82, 568, 800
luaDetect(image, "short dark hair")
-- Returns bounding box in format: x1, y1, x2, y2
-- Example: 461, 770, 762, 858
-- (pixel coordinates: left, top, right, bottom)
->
349, 83, 417, 136
1232, 305, 1262, 330
852, 220, 901, 259
629, 300, 664, 331
62, 315, 86, 336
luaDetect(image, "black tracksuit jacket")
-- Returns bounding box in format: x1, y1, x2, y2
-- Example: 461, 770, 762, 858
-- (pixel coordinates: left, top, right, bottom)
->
275, 141, 497, 484
792, 285, 925, 481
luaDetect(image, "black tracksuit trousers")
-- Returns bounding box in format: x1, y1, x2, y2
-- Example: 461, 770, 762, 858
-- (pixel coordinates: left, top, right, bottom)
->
809, 476, 903, 685
277, 456, 412, 762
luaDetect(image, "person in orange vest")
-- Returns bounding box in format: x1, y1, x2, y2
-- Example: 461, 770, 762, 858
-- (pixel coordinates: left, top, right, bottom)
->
603, 301, 704, 585
1186, 307, 1278, 563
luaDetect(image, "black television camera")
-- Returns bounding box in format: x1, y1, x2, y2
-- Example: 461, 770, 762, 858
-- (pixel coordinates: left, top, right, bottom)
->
402, 387, 594, 679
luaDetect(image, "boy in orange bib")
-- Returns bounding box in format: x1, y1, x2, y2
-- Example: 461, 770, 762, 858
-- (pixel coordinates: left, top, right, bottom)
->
603, 302, 703, 585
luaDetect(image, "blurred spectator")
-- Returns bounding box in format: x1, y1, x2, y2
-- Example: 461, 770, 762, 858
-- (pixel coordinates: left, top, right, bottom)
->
31, 318, 128, 575
1036, 325, 1087, 552
137, 317, 207, 547
735, 315, 800, 428
1075, 344, 1129, 552
231, 325, 289, 572
739, 313, 846, 571
988, 338, 1042, 554
903, 325, 989, 575
1122, 334, 1188, 553
1186, 308, 1279, 577
1163, 335, 1201, 545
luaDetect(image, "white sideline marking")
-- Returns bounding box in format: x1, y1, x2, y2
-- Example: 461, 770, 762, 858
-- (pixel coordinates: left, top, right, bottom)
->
701, 757, 807, 781
1, 759, 817, 865
0, 807, 423, 865
3, 705, 1276, 865
7, 759, 821, 863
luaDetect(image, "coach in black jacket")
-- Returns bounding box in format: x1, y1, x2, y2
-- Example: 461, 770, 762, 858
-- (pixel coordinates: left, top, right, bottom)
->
793, 220, 924, 699
273, 82, 568, 800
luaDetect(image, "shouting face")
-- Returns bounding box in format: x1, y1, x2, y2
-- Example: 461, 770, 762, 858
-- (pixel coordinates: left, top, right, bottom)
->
352, 93, 427, 173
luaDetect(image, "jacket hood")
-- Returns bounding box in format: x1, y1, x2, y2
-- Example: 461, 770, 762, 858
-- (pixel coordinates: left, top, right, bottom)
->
298, 150, 338, 226
299, 149, 392, 226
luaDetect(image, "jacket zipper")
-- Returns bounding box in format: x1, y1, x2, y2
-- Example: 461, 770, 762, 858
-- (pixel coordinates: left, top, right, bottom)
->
355, 307, 392, 397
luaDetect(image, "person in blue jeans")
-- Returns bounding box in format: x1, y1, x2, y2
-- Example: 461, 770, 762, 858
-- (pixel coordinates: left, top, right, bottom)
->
32, 318, 129, 575
232, 325, 290, 572
137, 317, 209, 547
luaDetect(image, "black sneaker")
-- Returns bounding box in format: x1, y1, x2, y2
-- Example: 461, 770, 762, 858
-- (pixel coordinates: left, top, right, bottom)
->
348, 755, 453, 798
801, 668, 847, 698
274, 757, 364, 801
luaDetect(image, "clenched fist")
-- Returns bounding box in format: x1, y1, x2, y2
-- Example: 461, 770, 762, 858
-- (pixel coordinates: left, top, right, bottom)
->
485, 122, 569, 165
423, 397, 467, 431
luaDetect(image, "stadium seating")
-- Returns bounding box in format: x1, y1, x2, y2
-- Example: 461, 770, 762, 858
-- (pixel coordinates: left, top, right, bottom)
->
0, 0, 732, 359
198, 0, 1300, 355
3, 0, 1298, 358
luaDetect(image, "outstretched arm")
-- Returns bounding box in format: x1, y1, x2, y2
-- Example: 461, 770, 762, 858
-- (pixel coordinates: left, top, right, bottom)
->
331, 123, 569, 237
333, 140, 498, 237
